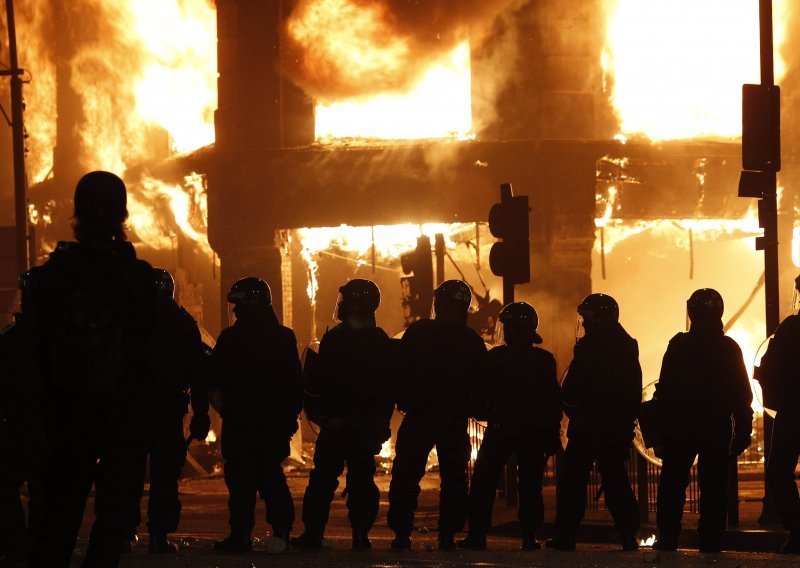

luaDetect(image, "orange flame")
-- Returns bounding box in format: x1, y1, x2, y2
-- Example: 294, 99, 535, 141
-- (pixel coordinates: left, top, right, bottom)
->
603, 0, 789, 140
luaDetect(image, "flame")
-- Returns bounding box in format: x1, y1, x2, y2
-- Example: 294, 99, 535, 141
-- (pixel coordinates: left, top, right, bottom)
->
314, 42, 473, 141
205, 428, 217, 444
296, 223, 474, 302
130, 0, 217, 153
127, 173, 213, 256
604, 0, 788, 140
793, 224, 800, 268
379, 440, 393, 459
15, 2, 57, 183
640, 534, 656, 547
596, 209, 762, 255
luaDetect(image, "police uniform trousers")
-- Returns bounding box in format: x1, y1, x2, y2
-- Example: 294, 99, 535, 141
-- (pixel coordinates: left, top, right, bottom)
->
555, 433, 639, 540
129, 410, 186, 538
467, 424, 547, 536
766, 411, 800, 533
301, 418, 386, 536
30, 396, 147, 568
0, 400, 46, 560
656, 426, 730, 547
221, 419, 294, 539
388, 415, 471, 538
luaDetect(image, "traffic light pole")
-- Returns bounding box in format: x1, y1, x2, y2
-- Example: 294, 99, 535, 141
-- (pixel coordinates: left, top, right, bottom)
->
5, 0, 28, 274
756, 0, 780, 525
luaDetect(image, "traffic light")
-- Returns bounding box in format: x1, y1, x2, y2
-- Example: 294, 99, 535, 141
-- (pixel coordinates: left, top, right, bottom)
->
488, 183, 530, 285
742, 84, 780, 174
400, 235, 434, 323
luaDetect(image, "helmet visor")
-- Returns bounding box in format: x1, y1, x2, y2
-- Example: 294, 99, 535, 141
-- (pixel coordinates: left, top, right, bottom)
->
227, 302, 237, 327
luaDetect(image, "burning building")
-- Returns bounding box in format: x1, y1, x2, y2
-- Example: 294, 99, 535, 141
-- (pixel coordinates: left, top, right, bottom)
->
1, 0, 799, 417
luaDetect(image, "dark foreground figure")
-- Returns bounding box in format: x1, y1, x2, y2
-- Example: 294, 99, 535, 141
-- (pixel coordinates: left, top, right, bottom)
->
30, 172, 157, 568
653, 289, 752, 553
293, 279, 395, 550
548, 294, 641, 551
211, 278, 302, 554
0, 268, 47, 565
760, 276, 800, 554
126, 269, 210, 554
459, 302, 562, 551
388, 280, 487, 550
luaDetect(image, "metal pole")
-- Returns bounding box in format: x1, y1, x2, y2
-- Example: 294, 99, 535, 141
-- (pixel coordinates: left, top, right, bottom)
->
502, 278, 518, 506
435, 233, 445, 287
757, 0, 780, 525
6, 0, 28, 274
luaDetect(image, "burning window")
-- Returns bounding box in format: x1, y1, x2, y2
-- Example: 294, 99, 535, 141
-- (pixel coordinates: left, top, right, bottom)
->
603, 0, 789, 140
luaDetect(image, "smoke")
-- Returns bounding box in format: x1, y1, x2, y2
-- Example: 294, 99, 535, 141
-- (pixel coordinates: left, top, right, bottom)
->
283, 0, 521, 102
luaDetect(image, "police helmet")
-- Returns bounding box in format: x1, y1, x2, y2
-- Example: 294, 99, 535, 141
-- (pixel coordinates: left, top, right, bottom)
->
578, 293, 619, 325
227, 277, 272, 306
498, 302, 543, 345
687, 288, 724, 321
73, 171, 128, 224
434, 280, 472, 309
152, 268, 175, 300
337, 279, 380, 315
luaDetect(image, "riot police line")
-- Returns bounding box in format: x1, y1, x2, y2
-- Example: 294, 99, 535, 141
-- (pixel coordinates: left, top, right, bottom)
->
1, 171, 799, 567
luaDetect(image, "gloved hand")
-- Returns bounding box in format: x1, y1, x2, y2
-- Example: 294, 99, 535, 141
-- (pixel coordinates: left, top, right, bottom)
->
730, 433, 751, 457
189, 413, 211, 442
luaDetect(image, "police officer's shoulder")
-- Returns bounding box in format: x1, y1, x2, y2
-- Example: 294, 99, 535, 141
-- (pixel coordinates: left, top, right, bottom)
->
667, 332, 690, 347
278, 324, 297, 344
532, 345, 557, 364
776, 314, 800, 337
402, 318, 435, 339
178, 305, 198, 325
721, 334, 746, 353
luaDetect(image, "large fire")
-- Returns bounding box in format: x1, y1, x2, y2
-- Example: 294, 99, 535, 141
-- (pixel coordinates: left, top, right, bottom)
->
314, 42, 473, 141
603, 0, 789, 140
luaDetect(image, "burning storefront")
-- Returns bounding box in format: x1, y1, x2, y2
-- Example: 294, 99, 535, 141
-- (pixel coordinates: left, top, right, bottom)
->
0, 0, 799, 466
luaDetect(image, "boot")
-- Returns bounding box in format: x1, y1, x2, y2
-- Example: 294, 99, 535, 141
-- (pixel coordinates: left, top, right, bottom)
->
266, 529, 290, 554
621, 533, 639, 552
352, 530, 372, 551
653, 537, 678, 552
521, 533, 541, 551
780, 532, 800, 554
290, 531, 323, 549
438, 533, 456, 551
457, 534, 487, 550
213, 534, 252, 553
391, 533, 412, 550
148, 533, 178, 554
545, 535, 576, 550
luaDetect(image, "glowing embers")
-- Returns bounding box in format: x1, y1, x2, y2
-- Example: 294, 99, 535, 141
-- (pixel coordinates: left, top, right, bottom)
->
314, 42, 473, 141
603, 0, 787, 140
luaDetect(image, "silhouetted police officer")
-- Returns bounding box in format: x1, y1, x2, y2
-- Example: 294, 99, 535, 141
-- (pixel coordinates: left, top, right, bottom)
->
126, 269, 209, 553
0, 268, 47, 564
30, 171, 156, 568
292, 279, 394, 550
458, 302, 562, 551
388, 280, 487, 550
653, 289, 752, 553
763, 275, 800, 554
211, 278, 302, 554
547, 294, 641, 551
